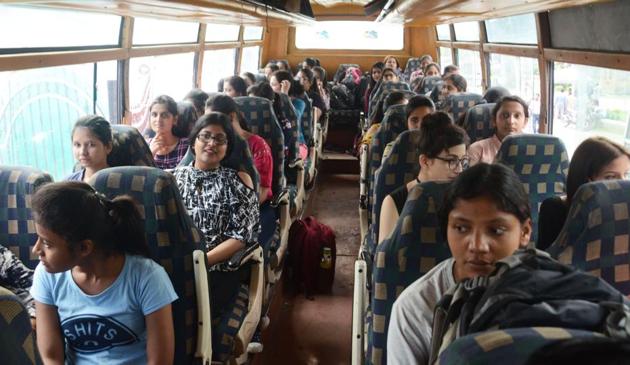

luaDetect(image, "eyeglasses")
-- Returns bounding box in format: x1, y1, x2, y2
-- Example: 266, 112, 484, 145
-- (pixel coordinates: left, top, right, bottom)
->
434, 156, 470, 170
197, 133, 227, 145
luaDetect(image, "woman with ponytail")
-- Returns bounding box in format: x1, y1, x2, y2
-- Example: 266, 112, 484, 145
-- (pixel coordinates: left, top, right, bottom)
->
30, 181, 177, 365
378, 112, 470, 243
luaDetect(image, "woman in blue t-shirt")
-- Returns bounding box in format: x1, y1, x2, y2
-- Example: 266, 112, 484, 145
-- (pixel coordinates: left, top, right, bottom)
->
30, 181, 177, 365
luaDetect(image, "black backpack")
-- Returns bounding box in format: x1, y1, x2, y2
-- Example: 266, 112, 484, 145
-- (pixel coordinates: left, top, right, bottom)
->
429, 249, 630, 364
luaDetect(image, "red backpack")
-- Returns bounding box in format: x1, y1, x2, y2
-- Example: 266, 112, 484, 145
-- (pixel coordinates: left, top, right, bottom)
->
288, 216, 336, 298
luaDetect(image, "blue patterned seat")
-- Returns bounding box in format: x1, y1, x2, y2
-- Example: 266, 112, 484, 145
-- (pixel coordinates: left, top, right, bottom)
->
367, 181, 452, 365
0, 166, 53, 269
462, 103, 496, 143
0, 286, 41, 364
367, 104, 408, 227
90, 166, 201, 363
277, 93, 299, 164
548, 180, 630, 295
437, 327, 602, 365
300, 96, 317, 186
368, 81, 411, 122
417, 75, 442, 95
402, 58, 421, 82
495, 134, 569, 244
109, 124, 155, 167
442, 93, 485, 124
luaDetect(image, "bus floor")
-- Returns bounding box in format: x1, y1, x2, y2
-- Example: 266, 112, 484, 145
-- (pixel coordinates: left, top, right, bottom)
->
253, 172, 360, 365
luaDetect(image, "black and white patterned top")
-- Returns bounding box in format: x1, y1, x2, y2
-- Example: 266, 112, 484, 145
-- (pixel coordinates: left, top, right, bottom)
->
172, 165, 260, 271
0, 245, 35, 316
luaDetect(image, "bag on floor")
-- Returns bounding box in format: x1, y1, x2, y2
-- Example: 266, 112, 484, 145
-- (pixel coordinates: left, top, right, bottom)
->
288, 216, 337, 298
429, 248, 630, 364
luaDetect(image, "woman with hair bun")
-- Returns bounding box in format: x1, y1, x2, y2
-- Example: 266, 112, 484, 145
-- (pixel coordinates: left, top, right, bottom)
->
378, 111, 470, 243
67, 115, 113, 181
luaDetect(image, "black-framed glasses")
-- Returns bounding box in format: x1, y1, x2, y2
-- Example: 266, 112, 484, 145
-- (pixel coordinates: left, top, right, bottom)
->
434, 156, 470, 170
197, 133, 227, 145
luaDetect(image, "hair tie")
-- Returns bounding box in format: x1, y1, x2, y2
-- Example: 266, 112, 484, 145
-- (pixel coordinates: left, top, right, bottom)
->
93, 191, 115, 217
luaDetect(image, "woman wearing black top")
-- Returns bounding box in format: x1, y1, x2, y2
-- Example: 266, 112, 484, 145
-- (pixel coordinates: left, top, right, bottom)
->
378, 111, 470, 244
537, 136, 630, 250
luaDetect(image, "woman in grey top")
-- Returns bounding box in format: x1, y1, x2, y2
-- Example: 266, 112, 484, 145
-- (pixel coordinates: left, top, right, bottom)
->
387, 163, 533, 365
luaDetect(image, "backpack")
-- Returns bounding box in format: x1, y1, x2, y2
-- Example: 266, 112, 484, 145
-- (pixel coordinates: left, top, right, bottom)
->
330, 84, 355, 110
288, 216, 337, 298
429, 248, 630, 364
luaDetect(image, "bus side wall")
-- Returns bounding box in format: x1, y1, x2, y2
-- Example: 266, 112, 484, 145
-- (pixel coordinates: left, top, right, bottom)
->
262, 25, 436, 75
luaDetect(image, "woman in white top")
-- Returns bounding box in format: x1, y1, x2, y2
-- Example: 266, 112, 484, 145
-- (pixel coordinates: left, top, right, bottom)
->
387, 162, 532, 365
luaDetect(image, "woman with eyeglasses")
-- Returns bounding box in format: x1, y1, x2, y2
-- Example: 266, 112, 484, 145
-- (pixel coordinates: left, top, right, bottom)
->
378, 112, 470, 243
171, 113, 259, 357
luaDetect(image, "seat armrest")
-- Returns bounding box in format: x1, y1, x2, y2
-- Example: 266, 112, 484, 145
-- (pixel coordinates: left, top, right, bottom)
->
288, 158, 304, 170
227, 244, 263, 270
193, 250, 212, 363
271, 188, 290, 208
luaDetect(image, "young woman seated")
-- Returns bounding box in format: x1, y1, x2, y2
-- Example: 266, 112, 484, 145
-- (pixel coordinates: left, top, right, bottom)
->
30, 182, 177, 364
297, 67, 327, 124
387, 163, 532, 365
537, 137, 630, 250
365, 62, 385, 114
384, 55, 402, 78
381, 67, 400, 83
67, 115, 113, 182
441, 73, 467, 100
312, 66, 331, 110
468, 95, 530, 165
184, 88, 209, 116
177, 100, 199, 138
206, 94, 274, 205
241, 72, 257, 87
223, 75, 248, 98
378, 111, 469, 243
264, 62, 279, 80
172, 113, 259, 322
270, 70, 309, 161
146, 95, 189, 169
276, 60, 291, 75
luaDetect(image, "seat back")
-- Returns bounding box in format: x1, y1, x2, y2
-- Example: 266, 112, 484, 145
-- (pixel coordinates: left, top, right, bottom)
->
278, 93, 299, 163
462, 103, 496, 143
495, 134, 569, 244
370, 130, 422, 249
402, 58, 420, 82
234, 96, 286, 198
548, 180, 630, 295
368, 81, 411, 122
367, 104, 408, 225
0, 286, 42, 364
442, 93, 485, 123
90, 166, 202, 364
177, 137, 260, 192
367, 181, 452, 365
417, 75, 442, 95
334, 63, 360, 83
108, 124, 156, 167
300, 95, 315, 147
0, 166, 53, 269
438, 327, 602, 365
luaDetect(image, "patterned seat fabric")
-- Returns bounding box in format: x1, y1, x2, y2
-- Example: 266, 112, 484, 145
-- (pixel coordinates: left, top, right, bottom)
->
90, 166, 202, 363
300, 96, 315, 147
333, 63, 360, 83
108, 124, 156, 167
0, 286, 42, 364
234, 96, 286, 198
437, 327, 602, 365
177, 136, 260, 192
0, 166, 53, 269
367, 130, 422, 257
402, 58, 420, 82
442, 93, 485, 124
213, 284, 250, 363
548, 180, 630, 295
495, 134, 569, 244
368, 81, 411, 122
462, 103, 496, 143
367, 104, 408, 227
417, 75, 442, 95
278, 93, 299, 164
367, 181, 452, 365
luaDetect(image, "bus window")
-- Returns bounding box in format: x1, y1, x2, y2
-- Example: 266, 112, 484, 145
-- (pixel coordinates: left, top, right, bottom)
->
439, 47, 453, 70
490, 54, 540, 133
243, 26, 264, 41
457, 49, 483, 94
0, 5, 120, 49
552, 62, 630, 156
129, 53, 195, 132
205, 24, 240, 42
485, 14, 537, 45
436, 24, 451, 41
0, 63, 96, 180
132, 17, 199, 45
295, 21, 403, 50
453, 21, 479, 42
95, 61, 120, 124
201, 48, 237, 92
241, 46, 261, 74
